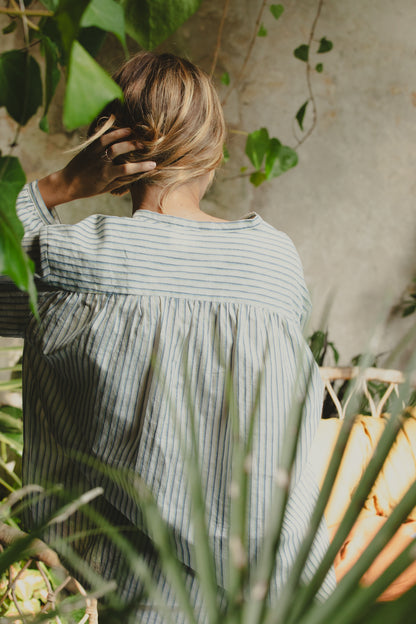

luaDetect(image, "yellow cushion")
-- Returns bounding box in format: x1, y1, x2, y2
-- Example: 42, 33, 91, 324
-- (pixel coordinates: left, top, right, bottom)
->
310, 411, 416, 527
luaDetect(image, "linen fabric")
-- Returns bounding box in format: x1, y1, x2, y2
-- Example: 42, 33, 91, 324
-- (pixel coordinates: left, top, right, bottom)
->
0, 182, 335, 621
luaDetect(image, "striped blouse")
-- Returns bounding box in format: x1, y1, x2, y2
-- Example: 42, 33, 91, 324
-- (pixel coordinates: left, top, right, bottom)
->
0, 182, 335, 621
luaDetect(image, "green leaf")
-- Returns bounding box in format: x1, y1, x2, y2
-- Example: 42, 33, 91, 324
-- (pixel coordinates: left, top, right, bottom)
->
0, 409, 23, 437
278, 145, 298, 172
0, 157, 37, 311
40, 35, 61, 132
0, 51, 43, 126
250, 171, 266, 187
265, 137, 282, 179
295, 99, 309, 131
81, 0, 126, 50
39, 17, 66, 65
258, 24, 267, 37
318, 36, 333, 53
0, 405, 23, 423
63, 41, 123, 130
330, 342, 340, 364
403, 304, 416, 318
315, 62, 324, 73
119, 0, 203, 50
308, 330, 326, 365
245, 127, 270, 169
39, 117, 49, 132
222, 145, 230, 162
54, 0, 92, 57
270, 4, 284, 20
221, 71, 230, 86
265, 139, 298, 179
0, 431, 23, 454
2, 21, 17, 35
39, 0, 59, 9
78, 26, 107, 57
294, 44, 309, 62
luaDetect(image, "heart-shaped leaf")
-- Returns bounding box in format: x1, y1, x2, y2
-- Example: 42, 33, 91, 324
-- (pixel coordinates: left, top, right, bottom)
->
270, 4, 284, 20
265, 138, 283, 179
250, 171, 267, 187
265, 139, 298, 179
63, 41, 123, 129
317, 37, 333, 54
258, 24, 267, 37
294, 44, 309, 62
0, 51, 42, 126
81, 0, 126, 50
245, 128, 270, 170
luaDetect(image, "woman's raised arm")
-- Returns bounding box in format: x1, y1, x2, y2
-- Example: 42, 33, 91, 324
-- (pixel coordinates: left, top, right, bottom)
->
37, 128, 156, 210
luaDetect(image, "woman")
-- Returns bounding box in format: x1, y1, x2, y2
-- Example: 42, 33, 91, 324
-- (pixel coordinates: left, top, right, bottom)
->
0, 52, 335, 621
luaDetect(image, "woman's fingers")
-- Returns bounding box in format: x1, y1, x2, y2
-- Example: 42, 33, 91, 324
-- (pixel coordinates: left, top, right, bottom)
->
100, 127, 132, 148
104, 139, 143, 161
113, 161, 157, 179
38, 127, 157, 207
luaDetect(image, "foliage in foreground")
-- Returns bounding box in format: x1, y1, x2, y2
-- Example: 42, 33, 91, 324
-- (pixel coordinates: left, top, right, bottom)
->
0, 0, 336, 308
0, 0, 204, 311
1, 340, 416, 623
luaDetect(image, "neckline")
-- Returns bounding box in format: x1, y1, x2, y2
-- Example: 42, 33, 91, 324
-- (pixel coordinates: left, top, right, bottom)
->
132, 209, 261, 230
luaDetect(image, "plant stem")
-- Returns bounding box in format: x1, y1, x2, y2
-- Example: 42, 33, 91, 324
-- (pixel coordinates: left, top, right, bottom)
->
210, 0, 230, 78
293, 0, 325, 149
8, 0, 40, 31
0, 7, 53, 17
222, 0, 267, 106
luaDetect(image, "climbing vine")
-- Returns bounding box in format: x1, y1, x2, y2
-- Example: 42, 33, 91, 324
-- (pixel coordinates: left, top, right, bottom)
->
214, 0, 333, 185
0, 0, 333, 303
0, 0, 203, 308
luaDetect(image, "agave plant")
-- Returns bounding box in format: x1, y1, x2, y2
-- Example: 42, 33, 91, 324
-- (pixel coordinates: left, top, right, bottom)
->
0, 341, 416, 624
0, 345, 23, 498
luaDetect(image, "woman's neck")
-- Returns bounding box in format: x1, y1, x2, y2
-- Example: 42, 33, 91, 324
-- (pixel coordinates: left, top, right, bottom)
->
130, 177, 229, 223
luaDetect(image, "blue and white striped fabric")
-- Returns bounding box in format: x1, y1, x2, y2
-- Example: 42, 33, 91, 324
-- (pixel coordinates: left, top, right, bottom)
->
0, 182, 335, 621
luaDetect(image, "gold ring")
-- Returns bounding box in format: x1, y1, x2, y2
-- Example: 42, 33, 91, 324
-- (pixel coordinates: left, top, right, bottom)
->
102, 147, 112, 162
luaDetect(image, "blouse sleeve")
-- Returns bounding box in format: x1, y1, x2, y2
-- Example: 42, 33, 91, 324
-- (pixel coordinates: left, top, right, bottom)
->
16, 182, 58, 271
0, 182, 57, 337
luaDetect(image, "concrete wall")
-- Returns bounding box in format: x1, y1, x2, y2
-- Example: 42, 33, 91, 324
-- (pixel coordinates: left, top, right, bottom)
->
1, 0, 415, 367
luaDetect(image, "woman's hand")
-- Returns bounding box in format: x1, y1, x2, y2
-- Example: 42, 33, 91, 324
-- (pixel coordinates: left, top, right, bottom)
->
38, 128, 156, 209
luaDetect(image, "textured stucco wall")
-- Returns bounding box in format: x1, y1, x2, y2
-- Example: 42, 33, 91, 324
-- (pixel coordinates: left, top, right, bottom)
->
1, 0, 415, 366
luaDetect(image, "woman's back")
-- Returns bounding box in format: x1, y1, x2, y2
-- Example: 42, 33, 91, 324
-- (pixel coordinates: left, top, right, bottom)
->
12, 182, 335, 620
0, 50, 336, 621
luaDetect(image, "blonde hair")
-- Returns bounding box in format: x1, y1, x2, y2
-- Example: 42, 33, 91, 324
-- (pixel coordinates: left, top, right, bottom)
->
87, 52, 226, 206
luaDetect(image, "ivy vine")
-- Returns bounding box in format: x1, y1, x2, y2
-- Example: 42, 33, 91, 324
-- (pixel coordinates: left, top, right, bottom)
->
0, 0, 203, 308
0, 0, 333, 305
215, 0, 333, 185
